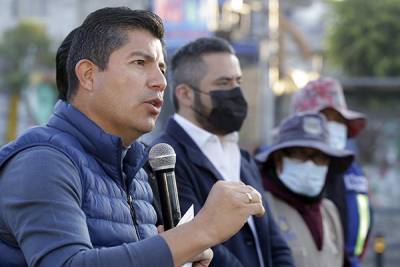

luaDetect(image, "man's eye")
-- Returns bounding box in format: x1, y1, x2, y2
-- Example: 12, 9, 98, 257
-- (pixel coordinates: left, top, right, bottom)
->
217, 82, 229, 86
132, 60, 145, 65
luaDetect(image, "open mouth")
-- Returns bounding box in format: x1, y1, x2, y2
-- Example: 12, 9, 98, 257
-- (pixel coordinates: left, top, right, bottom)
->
145, 97, 163, 111
149, 98, 162, 108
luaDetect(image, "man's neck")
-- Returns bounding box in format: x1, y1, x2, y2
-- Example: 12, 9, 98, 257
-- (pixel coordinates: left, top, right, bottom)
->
71, 100, 140, 147
177, 110, 203, 129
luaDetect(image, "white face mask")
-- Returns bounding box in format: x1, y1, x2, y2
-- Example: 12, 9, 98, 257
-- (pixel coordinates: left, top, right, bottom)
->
327, 121, 347, 150
278, 157, 328, 197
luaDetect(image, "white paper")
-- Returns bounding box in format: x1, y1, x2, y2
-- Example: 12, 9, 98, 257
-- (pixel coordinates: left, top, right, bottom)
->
179, 205, 194, 267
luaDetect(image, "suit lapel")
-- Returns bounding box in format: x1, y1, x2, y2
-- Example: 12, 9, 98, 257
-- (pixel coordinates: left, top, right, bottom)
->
165, 118, 225, 181
240, 156, 263, 193
240, 155, 271, 247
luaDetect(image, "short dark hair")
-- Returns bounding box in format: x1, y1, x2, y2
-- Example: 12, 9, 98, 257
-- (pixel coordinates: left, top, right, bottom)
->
170, 37, 235, 111
66, 7, 165, 101
56, 27, 79, 101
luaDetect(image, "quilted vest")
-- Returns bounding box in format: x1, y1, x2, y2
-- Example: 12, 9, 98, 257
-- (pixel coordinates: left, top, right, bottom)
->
0, 101, 158, 266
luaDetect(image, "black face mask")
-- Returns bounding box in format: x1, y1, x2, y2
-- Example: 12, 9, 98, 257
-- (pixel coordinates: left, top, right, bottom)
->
192, 86, 248, 135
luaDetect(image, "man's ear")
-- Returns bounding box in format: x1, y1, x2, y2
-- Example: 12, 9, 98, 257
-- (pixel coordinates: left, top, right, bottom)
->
74, 59, 97, 92
175, 84, 195, 108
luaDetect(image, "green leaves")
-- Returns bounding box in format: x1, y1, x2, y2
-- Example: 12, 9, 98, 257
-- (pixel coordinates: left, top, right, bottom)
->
0, 20, 54, 92
326, 0, 400, 76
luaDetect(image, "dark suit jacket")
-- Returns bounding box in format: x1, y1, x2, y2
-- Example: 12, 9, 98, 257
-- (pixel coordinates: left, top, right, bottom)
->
153, 118, 294, 267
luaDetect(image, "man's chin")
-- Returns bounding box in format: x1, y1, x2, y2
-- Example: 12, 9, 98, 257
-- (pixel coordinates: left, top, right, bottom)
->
139, 119, 157, 134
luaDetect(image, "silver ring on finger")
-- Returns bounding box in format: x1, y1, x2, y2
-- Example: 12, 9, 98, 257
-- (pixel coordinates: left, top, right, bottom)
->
245, 192, 253, 204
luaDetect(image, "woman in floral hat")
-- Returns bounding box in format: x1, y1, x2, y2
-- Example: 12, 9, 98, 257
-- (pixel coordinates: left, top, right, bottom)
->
291, 77, 372, 267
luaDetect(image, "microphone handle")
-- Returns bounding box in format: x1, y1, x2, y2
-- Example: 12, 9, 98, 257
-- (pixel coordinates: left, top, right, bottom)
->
156, 169, 181, 230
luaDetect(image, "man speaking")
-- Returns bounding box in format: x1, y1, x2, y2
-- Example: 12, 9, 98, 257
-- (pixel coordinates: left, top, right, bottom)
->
0, 7, 264, 267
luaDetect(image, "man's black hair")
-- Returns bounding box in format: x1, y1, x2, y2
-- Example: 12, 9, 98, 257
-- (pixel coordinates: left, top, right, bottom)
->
56, 27, 79, 101
66, 7, 165, 101
170, 37, 235, 111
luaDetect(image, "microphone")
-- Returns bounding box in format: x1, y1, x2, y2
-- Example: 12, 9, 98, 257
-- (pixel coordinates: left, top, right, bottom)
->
149, 143, 181, 230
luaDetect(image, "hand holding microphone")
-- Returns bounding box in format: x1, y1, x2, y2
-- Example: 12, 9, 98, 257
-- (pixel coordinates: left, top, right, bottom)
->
149, 143, 264, 267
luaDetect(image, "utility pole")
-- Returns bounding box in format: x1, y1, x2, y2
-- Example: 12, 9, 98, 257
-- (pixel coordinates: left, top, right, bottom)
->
259, 0, 279, 145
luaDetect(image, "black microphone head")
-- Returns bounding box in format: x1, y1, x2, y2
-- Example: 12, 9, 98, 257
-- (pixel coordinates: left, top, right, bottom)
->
148, 143, 176, 171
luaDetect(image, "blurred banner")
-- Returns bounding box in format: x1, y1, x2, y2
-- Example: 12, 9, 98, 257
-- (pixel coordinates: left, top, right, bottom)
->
153, 0, 217, 50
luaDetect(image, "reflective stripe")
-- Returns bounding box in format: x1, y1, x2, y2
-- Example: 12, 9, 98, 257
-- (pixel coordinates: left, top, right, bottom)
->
355, 194, 370, 255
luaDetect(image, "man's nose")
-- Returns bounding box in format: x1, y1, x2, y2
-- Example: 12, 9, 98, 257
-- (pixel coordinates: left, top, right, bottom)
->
149, 67, 167, 92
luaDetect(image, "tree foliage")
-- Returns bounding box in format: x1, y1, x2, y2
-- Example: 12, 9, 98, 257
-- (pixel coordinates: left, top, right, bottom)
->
326, 0, 400, 76
0, 20, 54, 92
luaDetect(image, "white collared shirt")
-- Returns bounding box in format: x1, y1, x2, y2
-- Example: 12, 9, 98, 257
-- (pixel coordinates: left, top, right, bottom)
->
173, 114, 265, 267
173, 114, 240, 181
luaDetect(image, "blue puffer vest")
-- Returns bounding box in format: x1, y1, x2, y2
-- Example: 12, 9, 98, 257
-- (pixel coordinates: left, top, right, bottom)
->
0, 101, 158, 266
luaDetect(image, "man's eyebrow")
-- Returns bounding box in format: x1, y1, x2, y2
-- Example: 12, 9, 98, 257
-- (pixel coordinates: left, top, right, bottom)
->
215, 76, 242, 82
127, 51, 166, 70
127, 51, 155, 61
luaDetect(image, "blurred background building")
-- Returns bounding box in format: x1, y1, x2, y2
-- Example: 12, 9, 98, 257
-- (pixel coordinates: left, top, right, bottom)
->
1, 0, 400, 266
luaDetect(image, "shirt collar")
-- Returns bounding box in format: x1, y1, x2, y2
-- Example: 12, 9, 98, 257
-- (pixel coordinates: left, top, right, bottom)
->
173, 114, 239, 148
122, 145, 131, 161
